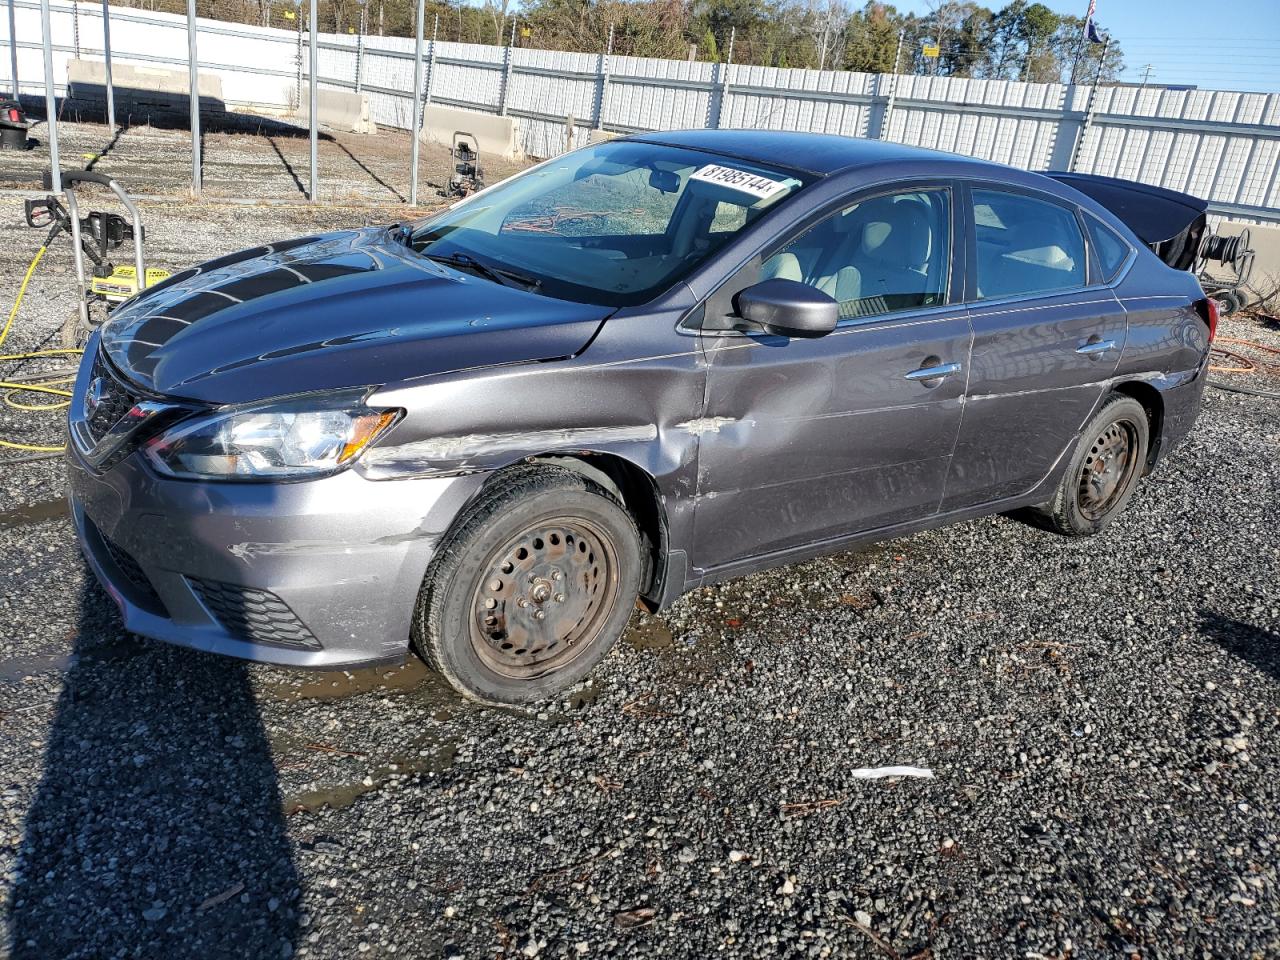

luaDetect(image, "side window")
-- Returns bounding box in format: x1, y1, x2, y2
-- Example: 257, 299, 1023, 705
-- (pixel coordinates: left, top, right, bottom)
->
971, 189, 1086, 300
760, 189, 951, 321
1085, 214, 1131, 283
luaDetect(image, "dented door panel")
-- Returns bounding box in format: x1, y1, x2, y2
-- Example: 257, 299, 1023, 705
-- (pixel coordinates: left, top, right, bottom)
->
692, 309, 972, 571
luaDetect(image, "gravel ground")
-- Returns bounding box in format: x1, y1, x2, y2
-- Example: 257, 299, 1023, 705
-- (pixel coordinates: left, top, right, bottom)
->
0, 116, 525, 203
1, 134, 1279, 958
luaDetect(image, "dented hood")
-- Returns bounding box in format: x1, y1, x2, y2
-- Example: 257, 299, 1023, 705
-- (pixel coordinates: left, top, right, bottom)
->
100, 228, 609, 405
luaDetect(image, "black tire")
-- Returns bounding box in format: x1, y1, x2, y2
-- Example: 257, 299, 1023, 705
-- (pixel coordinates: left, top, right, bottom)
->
412, 465, 641, 704
1032, 394, 1150, 537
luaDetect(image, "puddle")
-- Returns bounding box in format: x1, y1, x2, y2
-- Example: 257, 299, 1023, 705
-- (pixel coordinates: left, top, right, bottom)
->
0, 637, 145, 683
0, 651, 74, 683
261, 657, 442, 702
0, 497, 69, 531
282, 739, 459, 815
625, 619, 674, 651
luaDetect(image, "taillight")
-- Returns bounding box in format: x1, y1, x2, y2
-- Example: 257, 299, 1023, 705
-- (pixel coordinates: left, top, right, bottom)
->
1194, 296, 1219, 343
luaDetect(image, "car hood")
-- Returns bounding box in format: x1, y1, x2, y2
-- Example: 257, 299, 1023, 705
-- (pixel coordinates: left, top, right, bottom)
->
100, 228, 610, 405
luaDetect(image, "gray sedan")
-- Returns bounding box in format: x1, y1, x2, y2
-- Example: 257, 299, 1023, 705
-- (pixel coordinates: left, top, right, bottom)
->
66, 131, 1215, 703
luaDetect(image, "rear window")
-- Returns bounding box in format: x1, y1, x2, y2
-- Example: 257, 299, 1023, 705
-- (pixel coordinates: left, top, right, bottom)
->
1086, 214, 1131, 283
972, 189, 1086, 300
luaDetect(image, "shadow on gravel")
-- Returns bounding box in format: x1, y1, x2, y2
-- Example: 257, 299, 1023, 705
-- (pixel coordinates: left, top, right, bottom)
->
1199, 610, 1280, 684
7, 578, 301, 959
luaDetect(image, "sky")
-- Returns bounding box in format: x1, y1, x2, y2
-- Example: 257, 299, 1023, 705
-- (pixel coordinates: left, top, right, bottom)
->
894, 0, 1280, 93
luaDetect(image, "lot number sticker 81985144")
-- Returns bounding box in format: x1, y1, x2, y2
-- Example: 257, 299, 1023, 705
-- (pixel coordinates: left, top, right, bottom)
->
689, 164, 790, 201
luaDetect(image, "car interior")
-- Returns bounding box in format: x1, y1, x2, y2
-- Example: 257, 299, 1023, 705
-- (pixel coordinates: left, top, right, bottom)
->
760, 191, 950, 319
972, 189, 1085, 299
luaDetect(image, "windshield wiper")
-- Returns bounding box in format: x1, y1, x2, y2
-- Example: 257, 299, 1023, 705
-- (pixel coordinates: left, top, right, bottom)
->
422, 251, 541, 291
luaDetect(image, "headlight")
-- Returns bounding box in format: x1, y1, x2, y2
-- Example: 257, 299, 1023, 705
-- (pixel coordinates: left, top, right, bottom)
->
143, 390, 400, 480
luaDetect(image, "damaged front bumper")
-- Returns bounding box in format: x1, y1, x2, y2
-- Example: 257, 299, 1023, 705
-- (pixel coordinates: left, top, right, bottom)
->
66, 440, 482, 670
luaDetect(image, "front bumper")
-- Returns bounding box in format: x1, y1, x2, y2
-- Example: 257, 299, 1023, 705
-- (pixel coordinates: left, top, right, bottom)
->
67, 441, 483, 671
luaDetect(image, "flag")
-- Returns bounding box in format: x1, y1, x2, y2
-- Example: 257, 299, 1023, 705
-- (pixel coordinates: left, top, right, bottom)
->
1085, 0, 1096, 18
1087, 18, 1107, 43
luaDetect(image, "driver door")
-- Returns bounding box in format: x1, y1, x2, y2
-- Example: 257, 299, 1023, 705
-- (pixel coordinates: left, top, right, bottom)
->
690, 184, 973, 572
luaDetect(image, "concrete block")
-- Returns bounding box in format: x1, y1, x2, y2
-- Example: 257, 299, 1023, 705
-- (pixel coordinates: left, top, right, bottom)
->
66, 58, 225, 119
421, 104, 523, 161
293, 87, 377, 134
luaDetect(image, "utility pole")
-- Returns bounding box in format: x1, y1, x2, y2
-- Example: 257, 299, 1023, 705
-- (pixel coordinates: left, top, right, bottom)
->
879, 27, 905, 141
1140, 63, 1154, 87
1069, 34, 1112, 172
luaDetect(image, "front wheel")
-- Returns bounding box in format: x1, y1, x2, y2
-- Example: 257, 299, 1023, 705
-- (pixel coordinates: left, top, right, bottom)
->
1032, 394, 1151, 537
412, 465, 641, 704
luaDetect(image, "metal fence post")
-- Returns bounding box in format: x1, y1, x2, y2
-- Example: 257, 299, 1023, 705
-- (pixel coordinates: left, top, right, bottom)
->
424, 13, 436, 113
308, 0, 318, 201
186, 0, 200, 196
355, 1, 365, 94
101, 0, 115, 129
8, 0, 18, 98
294, 1, 302, 111
499, 20, 515, 116
39, 0, 59, 193
408, 0, 425, 205
594, 23, 613, 132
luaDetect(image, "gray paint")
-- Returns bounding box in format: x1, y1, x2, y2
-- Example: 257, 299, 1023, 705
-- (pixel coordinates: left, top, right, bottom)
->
66, 134, 1212, 670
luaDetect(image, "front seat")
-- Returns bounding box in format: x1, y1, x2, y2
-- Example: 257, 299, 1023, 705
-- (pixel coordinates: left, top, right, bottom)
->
828, 199, 934, 309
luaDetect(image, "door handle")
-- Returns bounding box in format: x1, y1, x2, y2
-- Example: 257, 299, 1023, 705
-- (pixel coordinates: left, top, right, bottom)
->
1076, 338, 1117, 358
904, 361, 962, 382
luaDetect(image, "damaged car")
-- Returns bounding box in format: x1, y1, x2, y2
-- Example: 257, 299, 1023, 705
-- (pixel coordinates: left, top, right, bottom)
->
65, 131, 1216, 703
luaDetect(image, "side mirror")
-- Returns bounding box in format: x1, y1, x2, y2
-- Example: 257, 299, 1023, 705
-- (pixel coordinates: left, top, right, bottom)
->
735, 278, 838, 338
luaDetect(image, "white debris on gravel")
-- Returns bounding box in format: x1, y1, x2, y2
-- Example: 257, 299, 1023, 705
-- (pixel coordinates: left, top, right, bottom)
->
849, 765, 935, 780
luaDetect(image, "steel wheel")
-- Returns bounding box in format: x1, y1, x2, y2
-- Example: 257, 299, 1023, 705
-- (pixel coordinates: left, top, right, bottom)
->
469, 516, 620, 680
1076, 417, 1141, 521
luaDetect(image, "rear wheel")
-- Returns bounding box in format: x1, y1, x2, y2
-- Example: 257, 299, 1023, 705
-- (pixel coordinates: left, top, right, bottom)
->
1032, 394, 1150, 537
412, 465, 641, 704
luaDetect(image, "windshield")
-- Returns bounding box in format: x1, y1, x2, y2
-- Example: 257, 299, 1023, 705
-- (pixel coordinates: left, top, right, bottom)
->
409, 140, 811, 307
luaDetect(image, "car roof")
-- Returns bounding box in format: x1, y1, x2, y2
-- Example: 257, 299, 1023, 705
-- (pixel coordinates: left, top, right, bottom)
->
629, 129, 1006, 178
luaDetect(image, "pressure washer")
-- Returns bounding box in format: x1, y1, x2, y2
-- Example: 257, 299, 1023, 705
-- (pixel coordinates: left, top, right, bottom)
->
444, 131, 485, 199
1, 169, 169, 455
25, 169, 170, 345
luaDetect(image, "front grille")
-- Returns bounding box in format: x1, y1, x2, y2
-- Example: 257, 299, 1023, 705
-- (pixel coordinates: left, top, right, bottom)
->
188, 578, 321, 650
93, 523, 167, 615
85, 351, 142, 445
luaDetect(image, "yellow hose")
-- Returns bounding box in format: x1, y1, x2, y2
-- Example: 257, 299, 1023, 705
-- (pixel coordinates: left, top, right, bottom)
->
0, 244, 83, 453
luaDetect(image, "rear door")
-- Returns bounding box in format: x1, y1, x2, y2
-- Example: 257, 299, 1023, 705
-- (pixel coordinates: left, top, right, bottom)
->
691, 183, 973, 571
941, 183, 1128, 511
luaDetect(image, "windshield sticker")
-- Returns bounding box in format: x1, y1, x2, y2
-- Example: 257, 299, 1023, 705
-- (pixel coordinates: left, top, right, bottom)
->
689, 164, 790, 201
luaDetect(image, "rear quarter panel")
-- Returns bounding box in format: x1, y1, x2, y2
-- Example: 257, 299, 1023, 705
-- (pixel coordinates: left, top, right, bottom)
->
1111, 254, 1211, 461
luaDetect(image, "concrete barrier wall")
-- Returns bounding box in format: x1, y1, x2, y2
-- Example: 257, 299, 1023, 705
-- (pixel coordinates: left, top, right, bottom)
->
421, 103, 521, 160
293, 87, 375, 135
1205, 222, 1280, 308
65, 58, 224, 119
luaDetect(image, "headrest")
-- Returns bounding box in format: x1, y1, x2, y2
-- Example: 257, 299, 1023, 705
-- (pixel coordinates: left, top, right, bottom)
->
857, 199, 931, 268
